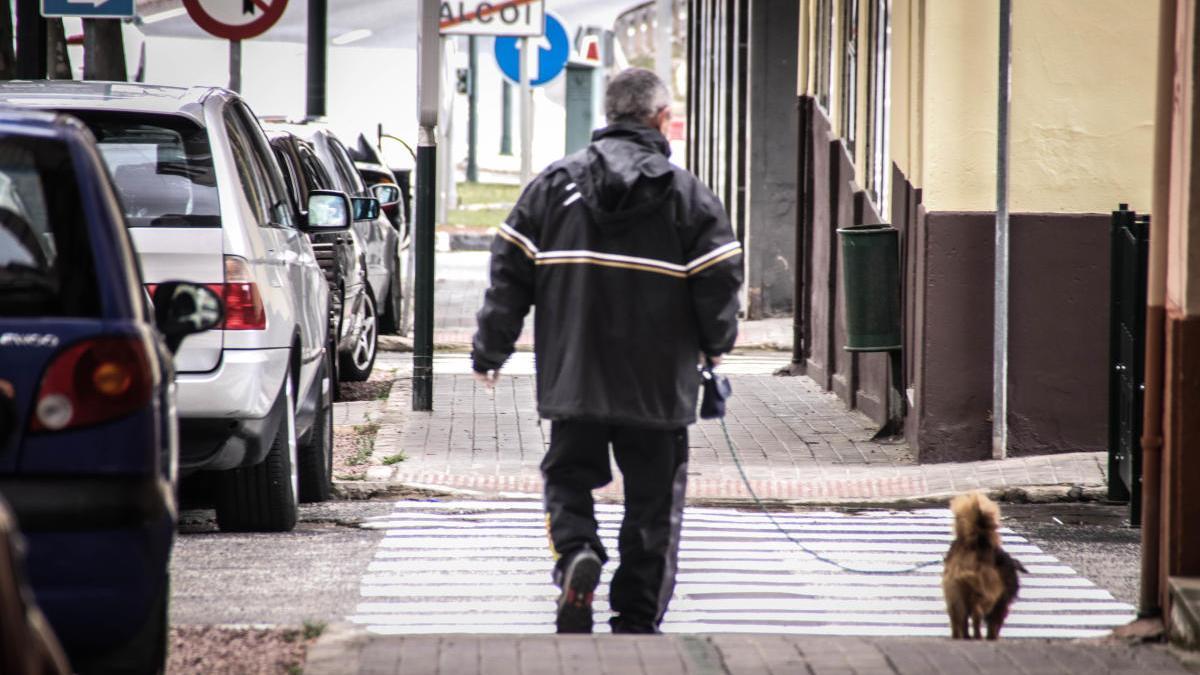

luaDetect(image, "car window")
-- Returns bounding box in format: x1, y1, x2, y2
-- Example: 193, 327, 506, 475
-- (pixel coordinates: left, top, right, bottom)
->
234, 103, 294, 228
327, 137, 367, 195
271, 143, 302, 214
0, 135, 101, 317
299, 147, 333, 192
224, 109, 271, 226
76, 112, 220, 228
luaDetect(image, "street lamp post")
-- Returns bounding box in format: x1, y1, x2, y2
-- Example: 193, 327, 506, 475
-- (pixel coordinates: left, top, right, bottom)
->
414, 0, 440, 411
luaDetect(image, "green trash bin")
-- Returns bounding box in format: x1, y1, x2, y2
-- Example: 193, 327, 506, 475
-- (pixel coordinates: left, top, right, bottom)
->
838, 224, 901, 352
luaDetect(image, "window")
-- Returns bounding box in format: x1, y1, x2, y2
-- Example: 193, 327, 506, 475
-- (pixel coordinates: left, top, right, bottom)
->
300, 147, 334, 192
327, 137, 366, 196
225, 110, 272, 226
0, 136, 101, 317
815, 0, 833, 111
841, 0, 859, 155
865, 0, 891, 206
79, 112, 220, 229
233, 102, 294, 228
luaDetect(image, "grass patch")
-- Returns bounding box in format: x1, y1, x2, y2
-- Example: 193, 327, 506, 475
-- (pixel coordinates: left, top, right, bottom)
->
346, 423, 380, 466
443, 208, 509, 230
382, 451, 408, 465
457, 182, 521, 206
302, 620, 327, 641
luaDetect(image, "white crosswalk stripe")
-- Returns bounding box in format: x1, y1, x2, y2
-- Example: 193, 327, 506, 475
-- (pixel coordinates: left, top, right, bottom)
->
349, 500, 1134, 637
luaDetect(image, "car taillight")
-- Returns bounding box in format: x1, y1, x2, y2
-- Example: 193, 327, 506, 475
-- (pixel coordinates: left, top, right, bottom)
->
30, 336, 154, 432
145, 255, 265, 331
221, 255, 266, 330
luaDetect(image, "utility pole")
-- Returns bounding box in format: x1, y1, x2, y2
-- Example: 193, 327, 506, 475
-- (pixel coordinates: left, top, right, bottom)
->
519, 36, 533, 186
15, 0, 46, 79
466, 35, 479, 183
228, 40, 241, 92
307, 0, 327, 118
414, 0, 440, 411
991, 0, 1012, 460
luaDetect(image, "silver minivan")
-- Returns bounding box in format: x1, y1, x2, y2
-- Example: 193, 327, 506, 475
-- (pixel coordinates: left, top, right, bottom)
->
0, 82, 343, 531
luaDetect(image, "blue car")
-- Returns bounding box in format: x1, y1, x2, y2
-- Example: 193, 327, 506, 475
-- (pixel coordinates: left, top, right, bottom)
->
0, 110, 221, 673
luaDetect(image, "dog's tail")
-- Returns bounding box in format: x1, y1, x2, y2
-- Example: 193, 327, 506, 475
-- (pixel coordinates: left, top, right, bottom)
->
949, 491, 1001, 549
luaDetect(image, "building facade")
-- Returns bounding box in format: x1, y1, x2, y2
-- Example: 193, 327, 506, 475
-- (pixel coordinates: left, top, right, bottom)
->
688, 0, 1158, 462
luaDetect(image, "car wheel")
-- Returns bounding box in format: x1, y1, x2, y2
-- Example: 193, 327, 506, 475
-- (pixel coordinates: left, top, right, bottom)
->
340, 291, 377, 382
74, 575, 168, 674
299, 349, 334, 503
213, 370, 299, 532
378, 251, 402, 335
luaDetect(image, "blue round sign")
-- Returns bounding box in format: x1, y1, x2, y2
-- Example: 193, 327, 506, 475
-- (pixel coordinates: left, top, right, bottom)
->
494, 14, 570, 87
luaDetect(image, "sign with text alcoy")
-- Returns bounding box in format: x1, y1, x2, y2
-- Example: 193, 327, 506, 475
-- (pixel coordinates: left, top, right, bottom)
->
439, 0, 545, 37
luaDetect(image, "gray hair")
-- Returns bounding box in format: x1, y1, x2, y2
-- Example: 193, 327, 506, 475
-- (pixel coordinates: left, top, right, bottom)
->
605, 68, 670, 126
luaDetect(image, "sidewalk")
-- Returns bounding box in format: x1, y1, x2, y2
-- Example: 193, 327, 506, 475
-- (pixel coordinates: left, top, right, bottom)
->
306, 630, 1192, 675
358, 250, 1110, 503
358, 352, 1107, 504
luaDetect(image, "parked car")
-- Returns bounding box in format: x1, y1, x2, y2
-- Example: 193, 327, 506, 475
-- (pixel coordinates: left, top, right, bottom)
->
0, 108, 221, 672
0, 82, 344, 527
348, 133, 407, 238
265, 122, 404, 336
268, 130, 378, 383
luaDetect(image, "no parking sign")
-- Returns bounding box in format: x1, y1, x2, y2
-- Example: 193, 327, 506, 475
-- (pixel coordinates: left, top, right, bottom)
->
183, 0, 289, 41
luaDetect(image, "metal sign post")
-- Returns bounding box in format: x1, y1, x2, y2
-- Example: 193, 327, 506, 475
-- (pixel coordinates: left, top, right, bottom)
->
519, 36, 532, 186
414, 0, 441, 412
992, 0, 1012, 460
229, 39, 241, 92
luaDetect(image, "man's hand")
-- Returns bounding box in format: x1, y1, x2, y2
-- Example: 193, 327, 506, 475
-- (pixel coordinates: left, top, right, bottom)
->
473, 369, 500, 391
700, 353, 723, 368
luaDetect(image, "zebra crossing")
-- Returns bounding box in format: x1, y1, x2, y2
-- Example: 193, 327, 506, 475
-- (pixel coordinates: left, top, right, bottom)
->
349, 500, 1135, 637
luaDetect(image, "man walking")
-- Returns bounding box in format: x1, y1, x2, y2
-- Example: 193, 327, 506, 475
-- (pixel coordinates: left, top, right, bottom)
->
472, 68, 743, 634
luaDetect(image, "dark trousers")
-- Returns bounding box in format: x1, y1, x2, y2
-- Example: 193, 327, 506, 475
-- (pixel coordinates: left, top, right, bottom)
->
541, 420, 689, 630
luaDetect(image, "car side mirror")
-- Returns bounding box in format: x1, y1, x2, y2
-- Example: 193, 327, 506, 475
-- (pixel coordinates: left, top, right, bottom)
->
304, 190, 352, 232
352, 196, 381, 221
371, 183, 401, 207
152, 282, 224, 354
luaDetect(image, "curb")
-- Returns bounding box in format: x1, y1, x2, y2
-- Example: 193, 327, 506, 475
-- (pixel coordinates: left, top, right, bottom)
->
303, 623, 369, 675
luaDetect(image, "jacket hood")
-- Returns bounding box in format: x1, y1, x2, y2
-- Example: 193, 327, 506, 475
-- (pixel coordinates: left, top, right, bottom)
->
566, 123, 675, 230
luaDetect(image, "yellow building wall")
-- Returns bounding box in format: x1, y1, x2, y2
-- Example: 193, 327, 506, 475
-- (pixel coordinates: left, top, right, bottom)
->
918, 0, 999, 212
1009, 0, 1157, 214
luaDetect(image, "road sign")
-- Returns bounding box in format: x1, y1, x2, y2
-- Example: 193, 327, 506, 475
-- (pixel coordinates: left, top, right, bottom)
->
494, 13, 568, 87
183, 0, 288, 41
41, 0, 134, 18
440, 0, 544, 37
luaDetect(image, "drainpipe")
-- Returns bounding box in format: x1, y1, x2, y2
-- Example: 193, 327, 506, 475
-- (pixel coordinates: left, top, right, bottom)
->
992, 0, 1013, 460
1139, 0, 1176, 619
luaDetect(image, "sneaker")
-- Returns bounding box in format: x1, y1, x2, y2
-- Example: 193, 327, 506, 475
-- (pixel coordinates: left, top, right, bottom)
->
556, 547, 602, 634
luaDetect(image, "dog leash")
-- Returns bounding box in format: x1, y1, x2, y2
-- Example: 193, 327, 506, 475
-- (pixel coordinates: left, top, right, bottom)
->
716, 415, 945, 575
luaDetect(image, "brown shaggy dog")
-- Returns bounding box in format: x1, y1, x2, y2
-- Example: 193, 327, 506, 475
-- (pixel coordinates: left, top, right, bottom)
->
942, 492, 1027, 639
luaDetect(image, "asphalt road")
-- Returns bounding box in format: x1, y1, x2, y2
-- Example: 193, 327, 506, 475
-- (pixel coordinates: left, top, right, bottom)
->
170, 499, 1145, 629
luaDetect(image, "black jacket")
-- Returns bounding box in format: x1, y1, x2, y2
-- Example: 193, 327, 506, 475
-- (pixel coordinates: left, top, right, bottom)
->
472, 124, 743, 429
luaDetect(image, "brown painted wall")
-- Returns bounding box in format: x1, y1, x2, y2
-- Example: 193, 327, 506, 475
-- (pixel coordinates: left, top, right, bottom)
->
913, 211, 1112, 462
806, 104, 835, 389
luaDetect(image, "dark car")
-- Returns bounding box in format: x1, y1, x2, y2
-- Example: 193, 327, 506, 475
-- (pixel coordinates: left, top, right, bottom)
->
265, 123, 404, 337
269, 130, 378, 382
0, 110, 220, 673
348, 133, 408, 237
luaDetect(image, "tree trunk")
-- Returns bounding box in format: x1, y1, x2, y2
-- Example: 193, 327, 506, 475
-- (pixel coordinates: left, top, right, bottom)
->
46, 18, 70, 79
0, 0, 16, 79
83, 19, 126, 81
